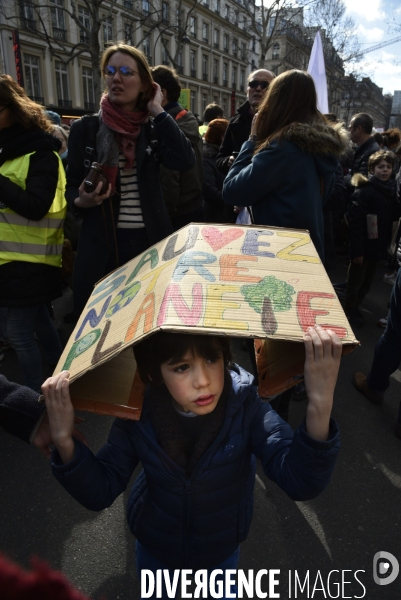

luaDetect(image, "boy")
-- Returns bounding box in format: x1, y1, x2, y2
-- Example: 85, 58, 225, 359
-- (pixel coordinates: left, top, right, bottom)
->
344, 150, 397, 327
42, 325, 341, 598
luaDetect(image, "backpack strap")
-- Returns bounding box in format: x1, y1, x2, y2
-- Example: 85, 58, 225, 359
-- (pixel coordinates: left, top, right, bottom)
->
82, 115, 100, 171
175, 109, 188, 121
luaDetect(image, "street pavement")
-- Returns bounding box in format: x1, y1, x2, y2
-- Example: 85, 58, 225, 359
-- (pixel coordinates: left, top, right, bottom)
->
0, 259, 400, 600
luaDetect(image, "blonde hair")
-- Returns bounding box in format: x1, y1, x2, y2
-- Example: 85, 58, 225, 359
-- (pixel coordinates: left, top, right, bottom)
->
100, 44, 154, 111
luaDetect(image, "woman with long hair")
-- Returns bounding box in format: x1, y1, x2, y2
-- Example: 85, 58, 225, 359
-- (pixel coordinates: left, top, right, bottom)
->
223, 69, 349, 260
0, 74, 66, 392
66, 44, 195, 320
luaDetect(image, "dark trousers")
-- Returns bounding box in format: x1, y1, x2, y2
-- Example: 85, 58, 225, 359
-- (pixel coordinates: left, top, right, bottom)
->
345, 259, 378, 311
367, 269, 401, 425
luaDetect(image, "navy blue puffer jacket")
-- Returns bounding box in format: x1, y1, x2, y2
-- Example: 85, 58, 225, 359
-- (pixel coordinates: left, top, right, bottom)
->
51, 365, 340, 569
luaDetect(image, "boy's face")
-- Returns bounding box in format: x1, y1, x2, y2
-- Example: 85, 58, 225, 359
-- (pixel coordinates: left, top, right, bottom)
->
371, 160, 392, 181
160, 351, 225, 415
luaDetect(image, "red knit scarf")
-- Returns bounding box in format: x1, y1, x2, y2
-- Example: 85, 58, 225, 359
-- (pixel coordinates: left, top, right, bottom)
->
100, 94, 149, 168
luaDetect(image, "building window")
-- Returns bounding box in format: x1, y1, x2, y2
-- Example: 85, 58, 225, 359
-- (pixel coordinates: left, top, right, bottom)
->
213, 31, 219, 52
202, 54, 208, 81
215, 0, 220, 13
55, 61, 70, 106
162, 1, 169, 23
222, 96, 227, 114
203, 22, 209, 42
223, 62, 228, 86
242, 16, 247, 30
143, 34, 151, 62
142, 0, 150, 15
232, 66, 237, 88
272, 43, 280, 59
190, 91, 196, 114
161, 39, 169, 65
241, 42, 246, 60
234, 11, 239, 26
223, 33, 229, 52
103, 16, 113, 44
213, 58, 219, 83
225, 4, 229, 19
251, 36, 256, 52
232, 38, 238, 57
240, 69, 245, 91
190, 16, 197, 38
124, 22, 133, 45
50, 0, 66, 41
24, 54, 42, 102
202, 93, 207, 113
190, 49, 196, 77
18, 0, 36, 30
78, 6, 90, 44
272, 65, 279, 76
82, 66, 95, 110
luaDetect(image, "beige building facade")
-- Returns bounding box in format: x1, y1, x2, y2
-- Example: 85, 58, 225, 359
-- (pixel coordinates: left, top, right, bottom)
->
0, 0, 255, 121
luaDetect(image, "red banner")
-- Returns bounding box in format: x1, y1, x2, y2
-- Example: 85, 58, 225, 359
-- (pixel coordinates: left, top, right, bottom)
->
12, 30, 24, 88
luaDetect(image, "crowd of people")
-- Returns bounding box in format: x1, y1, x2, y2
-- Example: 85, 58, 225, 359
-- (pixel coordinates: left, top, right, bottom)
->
1, 43, 401, 599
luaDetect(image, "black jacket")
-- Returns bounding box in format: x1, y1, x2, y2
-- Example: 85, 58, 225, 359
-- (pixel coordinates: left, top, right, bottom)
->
216, 101, 253, 176
0, 123, 62, 306
350, 137, 380, 177
348, 175, 397, 259
66, 113, 195, 314
202, 141, 225, 223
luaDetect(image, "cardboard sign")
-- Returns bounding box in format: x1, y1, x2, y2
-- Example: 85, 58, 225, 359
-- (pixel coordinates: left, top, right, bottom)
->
56, 224, 359, 418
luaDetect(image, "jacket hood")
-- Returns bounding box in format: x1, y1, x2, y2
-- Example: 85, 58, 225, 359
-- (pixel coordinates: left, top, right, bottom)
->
281, 122, 349, 158
351, 172, 396, 196
167, 106, 201, 146
228, 363, 255, 413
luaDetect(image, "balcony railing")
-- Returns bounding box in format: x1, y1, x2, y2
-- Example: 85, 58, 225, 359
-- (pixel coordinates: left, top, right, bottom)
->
84, 101, 95, 111
203, 37, 209, 43
203, 73, 208, 81
21, 17, 36, 31
191, 69, 196, 77
28, 95, 44, 104
232, 82, 236, 90
124, 0, 133, 8
213, 76, 218, 84
58, 99, 72, 108
223, 79, 227, 87
177, 65, 183, 74
214, 42, 219, 49
80, 33, 90, 44
53, 27, 67, 41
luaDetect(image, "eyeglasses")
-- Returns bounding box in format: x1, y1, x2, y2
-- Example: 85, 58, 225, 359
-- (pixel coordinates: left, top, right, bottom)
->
103, 66, 139, 79
248, 80, 269, 90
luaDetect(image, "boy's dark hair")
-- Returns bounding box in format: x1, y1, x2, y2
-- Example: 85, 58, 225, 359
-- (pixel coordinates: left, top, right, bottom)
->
203, 103, 224, 122
151, 66, 181, 102
368, 150, 395, 171
133, 332, 232, 385
351, 113, 373, 134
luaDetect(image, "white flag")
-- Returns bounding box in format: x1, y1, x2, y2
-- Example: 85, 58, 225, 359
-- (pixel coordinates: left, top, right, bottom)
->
307, 31, 329, 114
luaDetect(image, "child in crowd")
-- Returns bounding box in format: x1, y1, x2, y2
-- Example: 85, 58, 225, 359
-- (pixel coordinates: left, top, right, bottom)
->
344, 150, 397, 327
42, 325, 342, 598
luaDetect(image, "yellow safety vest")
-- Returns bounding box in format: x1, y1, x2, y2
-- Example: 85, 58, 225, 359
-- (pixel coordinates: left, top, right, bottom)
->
0, 151, 66, 267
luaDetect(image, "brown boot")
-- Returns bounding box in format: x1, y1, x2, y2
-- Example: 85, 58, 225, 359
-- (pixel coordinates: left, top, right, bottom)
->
352, 372, 384, 405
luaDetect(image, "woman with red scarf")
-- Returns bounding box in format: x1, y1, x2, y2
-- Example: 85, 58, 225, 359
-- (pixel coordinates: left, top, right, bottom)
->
66, 44, 195, 320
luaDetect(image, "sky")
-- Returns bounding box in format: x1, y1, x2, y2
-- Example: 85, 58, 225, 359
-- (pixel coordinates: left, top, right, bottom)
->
345, 0, 401, 95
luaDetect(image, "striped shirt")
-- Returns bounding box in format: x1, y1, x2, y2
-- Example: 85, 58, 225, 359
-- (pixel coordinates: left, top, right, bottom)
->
117, 153, 144, 229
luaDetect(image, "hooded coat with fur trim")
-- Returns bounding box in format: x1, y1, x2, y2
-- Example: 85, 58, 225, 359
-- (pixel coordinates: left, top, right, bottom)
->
223, 122, 349, 260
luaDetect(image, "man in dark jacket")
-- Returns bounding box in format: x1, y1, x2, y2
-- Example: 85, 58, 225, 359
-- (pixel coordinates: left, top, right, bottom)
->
216, 69, 275, 177
151, 66, 204, 231
349, 113, 380, 177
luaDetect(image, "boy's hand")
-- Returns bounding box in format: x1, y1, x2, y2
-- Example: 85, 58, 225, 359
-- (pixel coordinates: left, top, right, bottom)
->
303, 325, 342, 441
32, 416, 88, 458
41, 371, 76, 464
